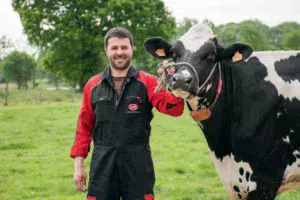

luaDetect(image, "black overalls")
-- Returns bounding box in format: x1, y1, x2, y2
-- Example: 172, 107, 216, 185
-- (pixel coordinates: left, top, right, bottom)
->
88, 67, 155, 200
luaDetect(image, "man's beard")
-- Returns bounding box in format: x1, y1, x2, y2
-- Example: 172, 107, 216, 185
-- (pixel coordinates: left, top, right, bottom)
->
110, 55, 131, 71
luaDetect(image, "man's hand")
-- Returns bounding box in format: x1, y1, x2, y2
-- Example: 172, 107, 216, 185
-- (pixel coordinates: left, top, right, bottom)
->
74, 157, 87, 192
157, 60, 175, 77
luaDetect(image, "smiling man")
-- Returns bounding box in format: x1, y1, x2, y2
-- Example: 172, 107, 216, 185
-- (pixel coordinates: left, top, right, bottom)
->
70, 27, 184, 200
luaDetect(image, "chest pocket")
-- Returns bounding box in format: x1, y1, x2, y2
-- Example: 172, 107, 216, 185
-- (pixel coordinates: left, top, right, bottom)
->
92, 96, 112, 144
92, 96, 112, 122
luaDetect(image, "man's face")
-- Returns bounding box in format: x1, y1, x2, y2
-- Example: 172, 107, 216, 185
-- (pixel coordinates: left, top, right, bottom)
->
105, 37, 134, 71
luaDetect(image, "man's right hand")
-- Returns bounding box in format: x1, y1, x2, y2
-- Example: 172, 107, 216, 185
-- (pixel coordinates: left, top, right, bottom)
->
74, 156, 87, 192
157, 60, 175, 76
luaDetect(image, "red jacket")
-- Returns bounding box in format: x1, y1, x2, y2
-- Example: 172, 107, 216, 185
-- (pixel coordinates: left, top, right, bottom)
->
70, 67, 184, 158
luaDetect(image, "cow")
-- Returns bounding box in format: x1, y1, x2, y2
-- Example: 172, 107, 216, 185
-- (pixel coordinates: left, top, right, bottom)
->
143, 24, 300, 200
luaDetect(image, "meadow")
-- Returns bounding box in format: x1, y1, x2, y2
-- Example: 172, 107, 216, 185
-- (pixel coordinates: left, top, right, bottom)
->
0, 85, 299, 200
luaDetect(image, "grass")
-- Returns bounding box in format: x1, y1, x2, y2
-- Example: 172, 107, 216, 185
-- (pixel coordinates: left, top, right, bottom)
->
0, 89, 299, 199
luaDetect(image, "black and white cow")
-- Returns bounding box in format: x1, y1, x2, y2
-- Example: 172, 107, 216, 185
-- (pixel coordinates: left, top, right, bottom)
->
144, 24, 300, 200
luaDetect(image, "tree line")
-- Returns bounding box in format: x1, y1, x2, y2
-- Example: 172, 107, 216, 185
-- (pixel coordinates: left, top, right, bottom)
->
1, 0, 300, 104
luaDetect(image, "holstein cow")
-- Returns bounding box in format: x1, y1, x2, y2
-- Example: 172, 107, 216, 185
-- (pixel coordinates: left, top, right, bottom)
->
144, 24, 300, 200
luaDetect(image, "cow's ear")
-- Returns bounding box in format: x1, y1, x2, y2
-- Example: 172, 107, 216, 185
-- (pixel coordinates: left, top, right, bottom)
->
221, 43, 253, 62
144, 37, 172, 60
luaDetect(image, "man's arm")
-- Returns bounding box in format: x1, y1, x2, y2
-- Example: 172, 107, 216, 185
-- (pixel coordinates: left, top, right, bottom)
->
70, 75, 99, 192
148, 74, 184, 117
74, 156, 87, 192
138, 67, 184, 117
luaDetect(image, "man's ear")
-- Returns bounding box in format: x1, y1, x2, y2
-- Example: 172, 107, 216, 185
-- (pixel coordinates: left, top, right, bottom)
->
143, 37, 172, 60
221, 43, 253, 62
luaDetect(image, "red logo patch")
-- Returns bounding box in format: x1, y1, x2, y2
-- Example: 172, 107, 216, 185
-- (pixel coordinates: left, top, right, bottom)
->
144, 194, 154, 200
87, 196, 96, 200
128, 104, 138, 111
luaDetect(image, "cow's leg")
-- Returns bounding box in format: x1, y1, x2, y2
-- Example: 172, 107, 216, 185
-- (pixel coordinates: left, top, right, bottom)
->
246, 141, 293, 200
246, 178, 279, 200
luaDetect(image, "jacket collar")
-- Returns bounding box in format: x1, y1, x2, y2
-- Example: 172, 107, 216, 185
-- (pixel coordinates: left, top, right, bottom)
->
101, 65, 139, 80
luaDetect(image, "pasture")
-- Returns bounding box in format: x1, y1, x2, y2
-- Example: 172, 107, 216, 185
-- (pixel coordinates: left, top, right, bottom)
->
0, 88, 299, 199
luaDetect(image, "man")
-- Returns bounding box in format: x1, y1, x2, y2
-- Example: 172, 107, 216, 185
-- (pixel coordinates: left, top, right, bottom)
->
70, 27, 184, 200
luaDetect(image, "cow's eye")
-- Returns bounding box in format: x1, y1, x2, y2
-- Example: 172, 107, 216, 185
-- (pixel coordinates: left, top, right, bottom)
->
171, 50, 177, 58
171, 50, 179, 61
206, 53, 215, 61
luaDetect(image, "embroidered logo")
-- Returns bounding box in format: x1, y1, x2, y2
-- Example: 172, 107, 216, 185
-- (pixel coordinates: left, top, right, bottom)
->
87, 196, 96, 200
144, 194, 154, 200
128, 103, 138, 111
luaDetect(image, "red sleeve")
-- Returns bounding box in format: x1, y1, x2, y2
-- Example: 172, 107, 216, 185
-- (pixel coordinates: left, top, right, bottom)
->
70, 75, 100, 158
138, 71, 184, 117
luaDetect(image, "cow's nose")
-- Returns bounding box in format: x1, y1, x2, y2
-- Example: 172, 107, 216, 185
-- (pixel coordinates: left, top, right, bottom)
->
170, 74, 185, 89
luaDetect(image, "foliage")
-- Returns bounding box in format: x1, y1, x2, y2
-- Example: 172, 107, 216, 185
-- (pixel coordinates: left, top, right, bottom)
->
13, 0, 176, 89
282, 29, 300, 50
1, 51, 36, 89
269, 22, 300, 50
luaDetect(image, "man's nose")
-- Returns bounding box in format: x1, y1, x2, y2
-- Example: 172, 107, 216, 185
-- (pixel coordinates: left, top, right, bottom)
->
116, 48, 123, 55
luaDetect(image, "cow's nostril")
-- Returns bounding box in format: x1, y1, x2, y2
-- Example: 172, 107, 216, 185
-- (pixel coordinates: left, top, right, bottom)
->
172, 77, 177, 83
186, 77, 192, 84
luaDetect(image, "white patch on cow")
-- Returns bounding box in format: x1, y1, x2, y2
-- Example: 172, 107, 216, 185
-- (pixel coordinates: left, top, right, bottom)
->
283, 135, 290, 144
187, 96, 200, 110
172, 89, 190, 99
203, 98, 207, 102
279, 150, 300, 193
179, 24, 214, 53
181, 69, 191, 82
210, 151, 257, 200
277, 112, 283, 118
206, 83, 212, 92
248, 51, 300, 100
290, 129, 295, 133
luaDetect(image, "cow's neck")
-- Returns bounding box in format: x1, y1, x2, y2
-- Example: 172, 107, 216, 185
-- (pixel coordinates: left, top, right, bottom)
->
187, 61, 235, 155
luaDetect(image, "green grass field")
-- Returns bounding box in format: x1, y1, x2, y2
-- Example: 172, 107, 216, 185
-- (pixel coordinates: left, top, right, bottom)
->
0, 89, 299, 199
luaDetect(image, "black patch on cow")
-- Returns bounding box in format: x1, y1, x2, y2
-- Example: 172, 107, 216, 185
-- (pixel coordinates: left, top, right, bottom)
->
246, 172, 250, 182
198, 40, 216, 59
239, 178, 242, 183
275, 53, 300, 82
239, 167, 244, 176
171, 41, 185, 62
234, 185, 240, 192
238, 194, 243, 199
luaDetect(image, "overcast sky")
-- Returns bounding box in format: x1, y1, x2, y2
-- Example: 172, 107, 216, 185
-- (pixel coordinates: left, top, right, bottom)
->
1, 0, 300, 42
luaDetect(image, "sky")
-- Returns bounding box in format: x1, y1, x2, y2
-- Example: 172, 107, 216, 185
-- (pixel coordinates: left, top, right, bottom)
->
0, 0, 299, 48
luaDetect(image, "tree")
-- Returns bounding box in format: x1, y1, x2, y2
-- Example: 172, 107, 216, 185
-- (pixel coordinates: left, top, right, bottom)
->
13, 0, 176, 90
1, 51, 36, 89
238, 20, 271, 51
283, 29, 300, 50
269, 22, 300, 50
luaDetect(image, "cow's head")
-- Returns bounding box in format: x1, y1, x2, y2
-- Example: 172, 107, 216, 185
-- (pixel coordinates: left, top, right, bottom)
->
144, 24, 253, 99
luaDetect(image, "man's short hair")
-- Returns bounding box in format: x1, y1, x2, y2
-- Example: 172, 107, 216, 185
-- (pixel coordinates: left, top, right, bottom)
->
104, 27, 133, 48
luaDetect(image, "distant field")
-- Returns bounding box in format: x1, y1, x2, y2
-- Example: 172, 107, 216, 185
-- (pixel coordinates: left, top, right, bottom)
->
0, 100, 299, 199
